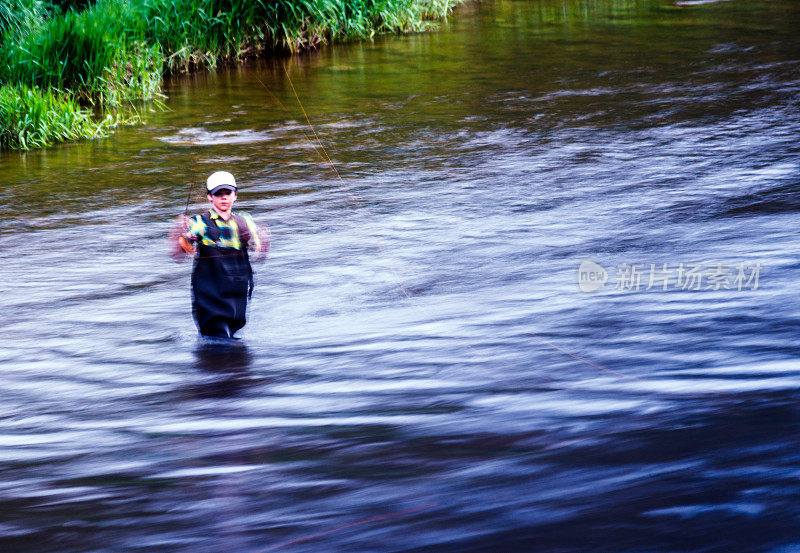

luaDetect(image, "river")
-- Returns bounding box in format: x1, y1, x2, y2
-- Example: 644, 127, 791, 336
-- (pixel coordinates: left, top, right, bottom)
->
2, 0, 799, 551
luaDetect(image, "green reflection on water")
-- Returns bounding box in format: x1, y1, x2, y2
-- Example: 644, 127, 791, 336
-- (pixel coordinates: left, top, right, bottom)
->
0, 0, 796, 224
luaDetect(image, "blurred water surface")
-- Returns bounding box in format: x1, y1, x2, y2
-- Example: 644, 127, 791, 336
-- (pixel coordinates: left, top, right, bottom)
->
1, 0, 800, 551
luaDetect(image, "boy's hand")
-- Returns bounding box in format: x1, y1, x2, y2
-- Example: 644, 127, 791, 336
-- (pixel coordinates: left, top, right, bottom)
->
250, 224, 270, 262
177, 215, 191, 233
256, 225, 271, 254
168, 216, 195, 260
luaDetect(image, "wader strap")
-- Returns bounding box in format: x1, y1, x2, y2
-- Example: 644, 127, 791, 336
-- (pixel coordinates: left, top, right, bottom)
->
236, 216, 252, 246
201, 212, 221, 243
244, 247, 254, 299
201, 212, 254, 298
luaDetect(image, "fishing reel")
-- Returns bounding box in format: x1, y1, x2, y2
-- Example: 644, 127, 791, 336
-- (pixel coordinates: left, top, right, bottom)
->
179, 235, 197, 254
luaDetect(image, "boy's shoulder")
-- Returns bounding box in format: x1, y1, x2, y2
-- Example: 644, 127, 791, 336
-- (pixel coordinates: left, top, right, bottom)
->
232, 210, 256, 224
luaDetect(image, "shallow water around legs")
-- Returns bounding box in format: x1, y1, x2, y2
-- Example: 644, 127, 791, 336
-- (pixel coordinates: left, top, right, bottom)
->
2, 1, 800, 551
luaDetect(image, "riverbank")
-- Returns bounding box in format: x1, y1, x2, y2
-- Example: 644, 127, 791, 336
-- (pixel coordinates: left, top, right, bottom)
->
0, 0, 460, 150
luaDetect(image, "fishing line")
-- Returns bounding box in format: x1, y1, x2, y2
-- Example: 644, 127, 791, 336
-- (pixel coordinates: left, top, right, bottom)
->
275, 63, 433, 308
268, 63, 643, 384
528, 332, 646, 382
257, 76, 325, 160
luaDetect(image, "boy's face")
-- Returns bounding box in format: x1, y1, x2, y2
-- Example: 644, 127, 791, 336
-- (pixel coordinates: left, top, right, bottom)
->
208, 189, 236, 213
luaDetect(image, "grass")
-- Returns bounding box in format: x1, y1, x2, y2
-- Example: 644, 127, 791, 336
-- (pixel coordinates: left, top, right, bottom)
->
0, 0, 45, 41
0, 84, 107, 149
0, 0, 463, 150
2, 6, 162, 103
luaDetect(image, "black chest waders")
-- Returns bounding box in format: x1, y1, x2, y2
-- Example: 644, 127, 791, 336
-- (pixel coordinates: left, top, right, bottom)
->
191, 213, 254, 338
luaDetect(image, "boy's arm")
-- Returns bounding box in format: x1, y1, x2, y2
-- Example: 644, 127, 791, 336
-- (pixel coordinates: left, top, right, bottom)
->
168, 215, 202, 260
255, 224, 271, 256
241, 213, 270, 254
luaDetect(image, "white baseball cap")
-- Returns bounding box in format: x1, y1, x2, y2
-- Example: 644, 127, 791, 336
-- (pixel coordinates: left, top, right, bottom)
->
207, 171, 237, 195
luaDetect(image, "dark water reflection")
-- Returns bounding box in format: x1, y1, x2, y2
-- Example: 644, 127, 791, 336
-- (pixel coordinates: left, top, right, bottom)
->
190, 341, 254, 398
2, 0, 800, 551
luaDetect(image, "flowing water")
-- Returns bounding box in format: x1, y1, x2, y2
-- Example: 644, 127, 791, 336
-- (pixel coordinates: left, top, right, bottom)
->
2, 0, 800, 551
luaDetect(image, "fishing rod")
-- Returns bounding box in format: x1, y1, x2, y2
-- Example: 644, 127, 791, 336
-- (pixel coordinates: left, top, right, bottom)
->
183, 174, 195, 214
175, 173, 200, 255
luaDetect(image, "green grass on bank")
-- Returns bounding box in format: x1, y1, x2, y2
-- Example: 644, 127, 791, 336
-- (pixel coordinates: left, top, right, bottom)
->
0, 0, 459, 150
0, 84, 108, 149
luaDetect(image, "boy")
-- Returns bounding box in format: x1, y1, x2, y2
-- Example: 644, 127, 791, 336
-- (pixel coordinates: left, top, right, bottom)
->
171, 171, 270, 339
